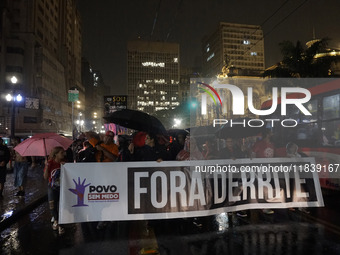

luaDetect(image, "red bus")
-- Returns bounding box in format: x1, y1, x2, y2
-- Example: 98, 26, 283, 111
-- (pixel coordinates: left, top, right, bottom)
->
261, 79, 340, 191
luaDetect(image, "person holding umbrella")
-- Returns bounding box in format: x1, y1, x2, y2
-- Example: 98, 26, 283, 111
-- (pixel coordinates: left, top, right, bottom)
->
128, 132, 168, 162
86, 131, 119, 162
43, 146, 67, 235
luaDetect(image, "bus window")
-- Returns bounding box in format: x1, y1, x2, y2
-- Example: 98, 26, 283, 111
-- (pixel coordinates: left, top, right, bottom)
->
323, 94, 340, 120
302, 99, 318, 123
286, 104, 301, 123
297, 122, 319, 146
322, 120, 340, 146
280, 122, 319, 147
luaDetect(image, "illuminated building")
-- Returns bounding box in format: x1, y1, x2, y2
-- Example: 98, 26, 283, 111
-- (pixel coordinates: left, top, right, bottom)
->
0, 0, 82, 136
127, 40, 180, 115
202, 22, 265, 78
308, 40, 340, 76
82, 59, 109, 132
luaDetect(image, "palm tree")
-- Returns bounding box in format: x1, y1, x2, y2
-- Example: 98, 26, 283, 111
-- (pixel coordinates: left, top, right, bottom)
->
263, 38, 336, 79
263, 39, 338, 94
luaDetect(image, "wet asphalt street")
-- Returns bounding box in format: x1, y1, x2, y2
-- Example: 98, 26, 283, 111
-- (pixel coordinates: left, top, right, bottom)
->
1, 202, 340, 254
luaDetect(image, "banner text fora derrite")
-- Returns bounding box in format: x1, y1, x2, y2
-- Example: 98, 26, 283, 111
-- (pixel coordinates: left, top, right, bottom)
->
128, 159, 322, 214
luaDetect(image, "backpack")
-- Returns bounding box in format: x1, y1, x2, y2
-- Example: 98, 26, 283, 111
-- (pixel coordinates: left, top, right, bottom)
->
50, 168, 61, 189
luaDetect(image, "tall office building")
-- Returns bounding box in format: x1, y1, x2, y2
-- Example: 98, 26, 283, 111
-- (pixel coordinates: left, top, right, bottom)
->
0, 0, 82, 136
127, 40, 180, 115
82, 58, 110, 132
202, 22, 265, 78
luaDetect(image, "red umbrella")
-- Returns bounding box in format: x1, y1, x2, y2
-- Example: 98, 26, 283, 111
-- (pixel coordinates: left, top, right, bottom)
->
14, 133, 73, 157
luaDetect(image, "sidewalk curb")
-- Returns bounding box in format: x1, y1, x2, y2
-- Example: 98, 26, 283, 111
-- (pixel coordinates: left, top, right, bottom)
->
0, 194, 47, 232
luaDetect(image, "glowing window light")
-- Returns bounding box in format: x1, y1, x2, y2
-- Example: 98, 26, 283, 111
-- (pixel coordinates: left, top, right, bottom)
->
155, 79, 165, 84
142, 62, 165, 67
207, 53, 215, 61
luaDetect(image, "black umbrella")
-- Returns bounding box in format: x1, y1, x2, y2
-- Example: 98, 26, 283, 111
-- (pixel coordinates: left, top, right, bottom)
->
167, 129, 189, 137
104, 109, 167, 135
215, 118, 265, 138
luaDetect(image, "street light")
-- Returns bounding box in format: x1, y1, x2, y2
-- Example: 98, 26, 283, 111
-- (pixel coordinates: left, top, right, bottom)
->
10, 76, 18, 85
7, 76, 21, 138
173, 118, 182, 128
76, 112, 84, 132
6, 94, 22, 103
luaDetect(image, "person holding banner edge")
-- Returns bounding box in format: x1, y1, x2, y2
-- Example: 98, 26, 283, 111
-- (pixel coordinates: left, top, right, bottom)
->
43, 146, 67, 235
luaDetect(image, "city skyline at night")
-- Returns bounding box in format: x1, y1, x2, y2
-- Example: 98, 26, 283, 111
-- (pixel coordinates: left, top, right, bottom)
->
78, 0, 340, 94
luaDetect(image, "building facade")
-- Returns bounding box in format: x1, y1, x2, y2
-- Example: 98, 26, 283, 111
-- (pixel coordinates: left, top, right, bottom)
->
202, 22, 265, 78
127, 40, 180, 115
0, 0, 82, 137
82, 58, 109, 133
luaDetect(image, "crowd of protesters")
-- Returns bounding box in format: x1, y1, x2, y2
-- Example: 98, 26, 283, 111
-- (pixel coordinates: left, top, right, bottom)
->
0, 127, 310, 236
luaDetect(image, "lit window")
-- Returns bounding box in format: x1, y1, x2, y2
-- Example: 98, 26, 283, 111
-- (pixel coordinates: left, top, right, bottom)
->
142, 62, 165, 67
243, 40, 250, 45
207, 53, 215, 62
251, 52, 257, 56
173, 58, 178, 63
155, 79, 165, 84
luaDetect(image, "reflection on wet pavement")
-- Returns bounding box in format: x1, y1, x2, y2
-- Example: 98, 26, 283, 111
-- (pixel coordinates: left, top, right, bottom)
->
1, 203, 340, 254
0, 166, 47, 227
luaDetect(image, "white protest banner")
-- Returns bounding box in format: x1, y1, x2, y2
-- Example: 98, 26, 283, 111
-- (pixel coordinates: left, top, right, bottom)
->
59, 158, 324, 224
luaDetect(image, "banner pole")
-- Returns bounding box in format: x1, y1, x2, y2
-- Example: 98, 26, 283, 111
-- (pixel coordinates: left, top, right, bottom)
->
72, 101, 74, 140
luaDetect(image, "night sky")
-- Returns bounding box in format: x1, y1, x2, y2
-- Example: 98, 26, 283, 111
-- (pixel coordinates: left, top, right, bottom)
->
77, 0, 340, 94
